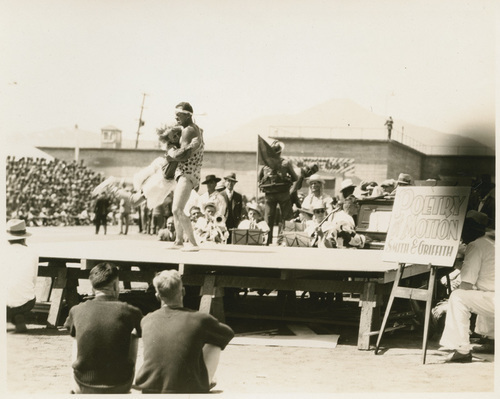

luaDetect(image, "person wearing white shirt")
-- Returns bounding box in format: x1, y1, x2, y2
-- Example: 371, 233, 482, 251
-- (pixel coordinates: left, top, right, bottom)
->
5, 219, 39, 333
301, 174, 333, 213
439, 210, 495, 363
194, 202, 228, 244
238, 203, 269, 233
198, 175, 227, 220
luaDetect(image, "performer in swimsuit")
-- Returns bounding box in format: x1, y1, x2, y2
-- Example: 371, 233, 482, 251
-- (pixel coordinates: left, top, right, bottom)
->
171, 102, 204, 252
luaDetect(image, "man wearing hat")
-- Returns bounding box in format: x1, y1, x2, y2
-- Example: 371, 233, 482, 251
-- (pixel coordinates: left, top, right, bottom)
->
339, 179, 359, 226
439, 210, 495, 363
221, 172, 246, 243
198, 175, 227, 220
6, 219, 38, 333
380, 179, 396, 195
258, 140, 298, 245
301, 174, 333, 213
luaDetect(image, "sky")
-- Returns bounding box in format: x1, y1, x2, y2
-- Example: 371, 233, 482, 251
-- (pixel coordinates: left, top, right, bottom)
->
0, 0, 496, 148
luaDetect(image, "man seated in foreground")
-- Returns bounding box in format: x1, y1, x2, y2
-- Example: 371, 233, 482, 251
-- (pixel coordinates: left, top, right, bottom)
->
439, 210, 495, 362
135, 269, 235, 393
64, 262, 143, 393
5, 219, 38, 333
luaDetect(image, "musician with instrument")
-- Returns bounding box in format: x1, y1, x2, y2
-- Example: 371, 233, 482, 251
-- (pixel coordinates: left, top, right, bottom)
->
194, 202, 229, 244
305, 203, 337, 248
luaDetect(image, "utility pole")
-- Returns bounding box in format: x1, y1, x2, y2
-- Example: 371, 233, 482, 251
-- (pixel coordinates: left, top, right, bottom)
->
135, 93, 147, 149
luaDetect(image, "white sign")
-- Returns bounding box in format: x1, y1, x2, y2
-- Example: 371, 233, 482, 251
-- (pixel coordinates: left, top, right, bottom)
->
383, 186, 470, 267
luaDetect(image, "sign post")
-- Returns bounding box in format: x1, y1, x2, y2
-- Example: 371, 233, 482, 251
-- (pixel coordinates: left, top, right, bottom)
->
375, 186, 470, 363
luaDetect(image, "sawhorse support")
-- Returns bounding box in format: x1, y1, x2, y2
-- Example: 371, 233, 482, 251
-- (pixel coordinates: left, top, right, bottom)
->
374, 263, 438, 364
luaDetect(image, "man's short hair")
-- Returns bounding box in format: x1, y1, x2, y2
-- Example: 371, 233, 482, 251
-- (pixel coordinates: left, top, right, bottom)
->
153, 270, 183, 302
89, 262, 119, 289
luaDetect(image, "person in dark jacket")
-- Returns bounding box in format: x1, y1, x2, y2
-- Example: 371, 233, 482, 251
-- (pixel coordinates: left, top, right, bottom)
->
220, 172, 246, 243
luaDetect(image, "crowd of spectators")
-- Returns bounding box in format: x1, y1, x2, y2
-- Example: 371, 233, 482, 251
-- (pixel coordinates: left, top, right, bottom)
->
6, 156, 494, 242
6, 156, 108, 227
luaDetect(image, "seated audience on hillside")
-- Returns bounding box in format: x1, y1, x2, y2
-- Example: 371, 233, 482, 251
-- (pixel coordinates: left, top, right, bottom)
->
135, 270, 234, 394
64, 263, 143, 393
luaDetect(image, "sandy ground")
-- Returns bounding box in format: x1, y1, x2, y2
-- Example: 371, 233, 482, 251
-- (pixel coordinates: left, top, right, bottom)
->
2, 225, 497, 398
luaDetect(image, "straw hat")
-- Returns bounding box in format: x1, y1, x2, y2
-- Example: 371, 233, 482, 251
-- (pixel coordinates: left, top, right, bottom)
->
215, 181, 226, 191
6, 219, 32, 240
247, 202, 263, 217
308, 174, 325, 185
340, 178, 356, 191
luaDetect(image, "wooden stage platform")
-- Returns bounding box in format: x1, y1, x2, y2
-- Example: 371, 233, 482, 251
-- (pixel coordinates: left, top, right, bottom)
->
33, 240, 430, 350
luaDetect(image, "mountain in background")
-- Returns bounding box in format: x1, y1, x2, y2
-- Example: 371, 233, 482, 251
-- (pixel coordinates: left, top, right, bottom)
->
5, 99, 493, 154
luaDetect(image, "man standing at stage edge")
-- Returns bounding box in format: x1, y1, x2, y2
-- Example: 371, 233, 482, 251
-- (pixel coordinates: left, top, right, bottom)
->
439, 210, 495, 363
258, 137, 298, 245
221, 172, 246, 243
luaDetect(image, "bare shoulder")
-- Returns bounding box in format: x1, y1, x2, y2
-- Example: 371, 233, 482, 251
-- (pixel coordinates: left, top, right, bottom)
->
181, 124, 201, 145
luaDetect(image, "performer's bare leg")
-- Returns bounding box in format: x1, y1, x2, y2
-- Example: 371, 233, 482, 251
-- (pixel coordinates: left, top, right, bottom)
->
172, 176, 197, 246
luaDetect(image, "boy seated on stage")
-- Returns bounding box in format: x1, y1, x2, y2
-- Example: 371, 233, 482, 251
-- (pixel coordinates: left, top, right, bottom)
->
194, 202, 229, 244
64, 262, 143, 394
135, 270, 234, 394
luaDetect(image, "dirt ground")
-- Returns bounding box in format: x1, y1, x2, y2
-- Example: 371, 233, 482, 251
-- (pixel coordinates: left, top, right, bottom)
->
3, 226, 497, 398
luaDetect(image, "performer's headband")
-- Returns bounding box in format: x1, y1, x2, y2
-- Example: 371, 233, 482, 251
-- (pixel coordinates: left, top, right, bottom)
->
175, 108, 192, 116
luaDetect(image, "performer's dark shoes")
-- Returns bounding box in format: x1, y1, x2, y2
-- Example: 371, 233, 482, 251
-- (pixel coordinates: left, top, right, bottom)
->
445, 350, 472, 363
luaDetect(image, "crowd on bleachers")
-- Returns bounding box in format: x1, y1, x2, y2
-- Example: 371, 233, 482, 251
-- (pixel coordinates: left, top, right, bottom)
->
6, 156, 107, 226
6, 156, 494, 246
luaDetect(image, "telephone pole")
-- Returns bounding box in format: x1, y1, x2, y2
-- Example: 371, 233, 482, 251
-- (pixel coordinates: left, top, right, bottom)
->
135, 93, 147, 149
